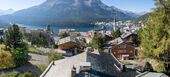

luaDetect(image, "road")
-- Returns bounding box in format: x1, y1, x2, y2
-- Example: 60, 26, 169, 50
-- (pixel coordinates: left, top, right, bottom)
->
29, 53, 49, 65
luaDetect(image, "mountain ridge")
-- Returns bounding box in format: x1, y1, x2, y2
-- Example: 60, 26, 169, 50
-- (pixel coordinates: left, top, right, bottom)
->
0, 0, 137, 25
0, 8, 15, 16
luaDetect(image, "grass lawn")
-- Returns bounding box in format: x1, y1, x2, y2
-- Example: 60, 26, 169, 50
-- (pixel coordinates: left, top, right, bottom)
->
28, 47, 45, 55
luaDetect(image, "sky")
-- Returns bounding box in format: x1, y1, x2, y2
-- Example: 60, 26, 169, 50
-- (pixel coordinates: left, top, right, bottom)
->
102, 0, 155, 13
0, 0, 155, 13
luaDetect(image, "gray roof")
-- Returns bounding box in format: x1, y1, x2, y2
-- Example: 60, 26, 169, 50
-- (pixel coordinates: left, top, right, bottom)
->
58, 37, 77, 45
109, 37, 124, 45
121, 32, 133, 39
52, 36, 60, 44
136, 72, 169, 77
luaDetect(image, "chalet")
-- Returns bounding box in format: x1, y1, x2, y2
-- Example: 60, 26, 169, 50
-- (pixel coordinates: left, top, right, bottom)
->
58, 37, 78, 49
121, 32, 137, 44
109, 37, 137, 60
58, 36, 84, 55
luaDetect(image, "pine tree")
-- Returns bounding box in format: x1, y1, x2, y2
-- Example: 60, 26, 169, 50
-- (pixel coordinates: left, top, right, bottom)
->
112, 29, 122, 39
4, 24, 23, 48
4, 24, 29, 66
140, 0, 170, 73
92, 33, 105, 50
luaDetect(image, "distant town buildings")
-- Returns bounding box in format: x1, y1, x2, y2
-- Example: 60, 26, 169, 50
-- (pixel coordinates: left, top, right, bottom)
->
95, 20, 144, 33
0, 28, 4, 38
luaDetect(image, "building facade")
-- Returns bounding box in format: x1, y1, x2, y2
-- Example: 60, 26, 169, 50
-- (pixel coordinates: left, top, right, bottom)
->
111, 43, 137, 60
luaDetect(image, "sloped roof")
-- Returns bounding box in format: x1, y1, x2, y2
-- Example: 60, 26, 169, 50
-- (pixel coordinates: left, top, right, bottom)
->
121, 32, 133, 39
109, 37, 124, 45
58, 37, 77, 45
52, 36, 60, 44
136, 72, 169, 77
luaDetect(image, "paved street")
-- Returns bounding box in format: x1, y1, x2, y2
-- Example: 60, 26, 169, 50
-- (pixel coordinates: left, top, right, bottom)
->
29, 53, 49, 65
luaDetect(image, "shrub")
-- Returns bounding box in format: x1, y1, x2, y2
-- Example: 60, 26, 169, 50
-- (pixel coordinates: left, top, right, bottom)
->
155, 61, 166, 73
35, 64, 48, 75
28, 47, 45, 55
18, 72, 32, 77
3, 72, 19, 77
11, 47, 30, 67
0, 50, 15, 69
48, 52, 63, 63
38, 64, 47, 73
92, 34, 105, 50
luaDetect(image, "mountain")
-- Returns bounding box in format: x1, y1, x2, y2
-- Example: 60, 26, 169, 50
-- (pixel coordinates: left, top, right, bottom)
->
122, 11, 139, 18
134, 13, 150, 22
136, 12, 147, 16
111, 6, 139, 18
0, 8, 15, 16
0, 0, 136, 25
0, 19, 9, 27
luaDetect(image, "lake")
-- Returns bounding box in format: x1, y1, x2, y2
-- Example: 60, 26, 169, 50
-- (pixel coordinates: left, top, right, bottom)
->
18, 23, 116, 33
